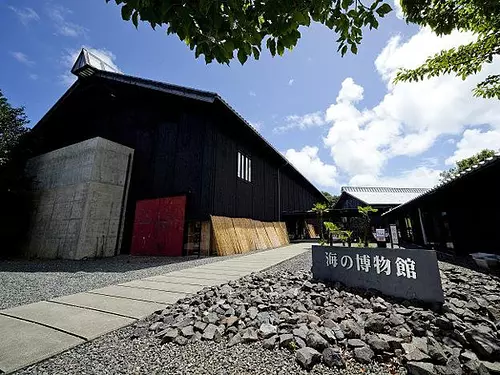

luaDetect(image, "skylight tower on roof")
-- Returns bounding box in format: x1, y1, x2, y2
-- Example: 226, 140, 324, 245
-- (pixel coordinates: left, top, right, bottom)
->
71, 48, 120, 78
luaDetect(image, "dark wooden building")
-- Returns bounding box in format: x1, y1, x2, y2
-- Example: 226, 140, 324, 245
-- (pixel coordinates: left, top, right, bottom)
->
383, 154, 500, 255
29, 50, 325, 256
330, 186, 429, 240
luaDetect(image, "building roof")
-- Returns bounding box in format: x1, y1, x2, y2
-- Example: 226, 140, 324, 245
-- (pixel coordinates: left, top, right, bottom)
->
383, 152, 500, 216
34, 50, 327, 202
340, 186, 430, 206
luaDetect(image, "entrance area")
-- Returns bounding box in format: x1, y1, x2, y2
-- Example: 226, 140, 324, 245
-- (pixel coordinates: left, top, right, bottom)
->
131, 196, 186, 256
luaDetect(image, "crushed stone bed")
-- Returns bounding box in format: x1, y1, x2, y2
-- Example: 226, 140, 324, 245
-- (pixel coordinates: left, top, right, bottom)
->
16, 251, 500, 375
0, 253, 242, 310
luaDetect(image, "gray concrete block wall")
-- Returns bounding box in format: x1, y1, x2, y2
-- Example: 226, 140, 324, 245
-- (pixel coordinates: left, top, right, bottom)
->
25, 137, 134, 259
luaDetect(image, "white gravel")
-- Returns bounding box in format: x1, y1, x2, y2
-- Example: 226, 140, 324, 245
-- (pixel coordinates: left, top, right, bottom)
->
0, 254, 240, 309
15, 251, 405, 375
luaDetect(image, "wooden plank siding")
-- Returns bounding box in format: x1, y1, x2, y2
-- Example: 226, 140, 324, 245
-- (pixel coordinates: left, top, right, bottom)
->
30, 76, 324, 253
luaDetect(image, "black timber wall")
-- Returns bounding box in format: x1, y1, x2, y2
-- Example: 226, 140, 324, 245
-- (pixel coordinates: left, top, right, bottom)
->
31, 77, 324, 252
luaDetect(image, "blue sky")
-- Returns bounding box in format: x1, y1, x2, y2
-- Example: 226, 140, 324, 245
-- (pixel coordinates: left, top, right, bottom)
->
2, 0, 500, 195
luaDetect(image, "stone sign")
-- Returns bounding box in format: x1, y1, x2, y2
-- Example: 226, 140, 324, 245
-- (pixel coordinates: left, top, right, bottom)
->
312, 246, 444, 304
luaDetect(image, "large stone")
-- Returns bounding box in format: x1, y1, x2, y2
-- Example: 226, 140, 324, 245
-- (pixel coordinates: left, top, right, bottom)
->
227, 333, 243, 347
248, 306, 259, 320
340, 319, 363, 339
322, 347, 345, 368
378, 334, 403, 350
366, 334, 390, 352
348, 339, 367, 348
204, 312, 219, 325
306, 331, 329, 351
407, 362, 436, 375
263, 335, 277, 350
464, 360, 490, 375
194, 321, 207, 332
389, 314, 405, 326
259, 323, 277, 338
365, 313, 386, 333
465, 330, 500, 360
482, 361, 500, 374
221, 316, 238, 327
293, 326, 308, 340
202, 324, 220, 341
435, 356, 462, 375
181, 325, 194, 337
296, 347, 322, 370
242, 327, 259, 342
160, 328, 179, 343
428, 338, 447, 364
354, 346, 375, 363
402, 343, 431, 362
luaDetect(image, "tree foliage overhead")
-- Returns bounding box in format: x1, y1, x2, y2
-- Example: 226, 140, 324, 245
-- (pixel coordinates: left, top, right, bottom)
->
395, 0, 500, 99
106, 0, 393, 64
439, 149, 497, 182
0, 90, 29, 166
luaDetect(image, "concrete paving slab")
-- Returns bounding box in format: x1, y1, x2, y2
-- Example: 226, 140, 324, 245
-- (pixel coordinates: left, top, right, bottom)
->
188, 267, 253, 276
0, 314, 84, 374
167, 270, 239, 281
1, 301, 134, 340
89, 285, 186, 304
144, 275, 222, 286
120, 280, 204, 294
51, 293, 165, 319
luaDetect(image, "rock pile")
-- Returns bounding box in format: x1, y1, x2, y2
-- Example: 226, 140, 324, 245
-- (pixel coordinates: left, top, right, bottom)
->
143, 262, 500, 374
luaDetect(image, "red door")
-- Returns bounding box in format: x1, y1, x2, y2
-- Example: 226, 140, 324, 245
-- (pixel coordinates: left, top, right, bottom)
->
131, 196, 186, 256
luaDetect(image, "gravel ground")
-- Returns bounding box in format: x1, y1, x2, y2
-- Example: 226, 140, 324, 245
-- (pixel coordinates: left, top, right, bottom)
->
16, 251, 405, 375
0, 253, 243, 309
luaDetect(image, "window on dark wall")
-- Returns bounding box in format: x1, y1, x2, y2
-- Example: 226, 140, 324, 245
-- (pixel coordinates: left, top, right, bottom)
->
237, 151, 252, 182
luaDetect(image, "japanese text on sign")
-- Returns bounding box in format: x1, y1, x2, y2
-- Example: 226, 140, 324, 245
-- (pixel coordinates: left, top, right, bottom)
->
325, 252, 417, 279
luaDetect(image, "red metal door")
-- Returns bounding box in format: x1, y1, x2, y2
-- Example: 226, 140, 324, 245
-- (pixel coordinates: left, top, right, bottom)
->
131, 196, 186, 256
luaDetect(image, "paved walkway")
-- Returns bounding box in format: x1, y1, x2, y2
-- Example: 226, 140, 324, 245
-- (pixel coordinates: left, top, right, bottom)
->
0, 243, 310, 374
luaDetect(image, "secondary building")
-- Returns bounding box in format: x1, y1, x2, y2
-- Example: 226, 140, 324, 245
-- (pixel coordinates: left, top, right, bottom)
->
383, 153, 500, 255
25, 49, 326, 259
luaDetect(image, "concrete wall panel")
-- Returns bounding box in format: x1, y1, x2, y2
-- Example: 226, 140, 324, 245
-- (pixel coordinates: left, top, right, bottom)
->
25, 137, 134, 259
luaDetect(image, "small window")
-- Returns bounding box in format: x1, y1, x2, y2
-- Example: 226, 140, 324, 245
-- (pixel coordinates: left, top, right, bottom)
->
237, 151, 252, 182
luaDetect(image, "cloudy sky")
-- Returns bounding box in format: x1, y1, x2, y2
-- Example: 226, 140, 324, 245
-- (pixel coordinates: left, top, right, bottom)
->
2, 1, 499, 195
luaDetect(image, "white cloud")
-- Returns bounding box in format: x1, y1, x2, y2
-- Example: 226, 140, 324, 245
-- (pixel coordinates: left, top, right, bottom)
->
29, 73, 38, 81
47, 5, 87, 37
9, 6, 39, 25
249, 91, 257, 97
321, 27, 500, 184
284, 146, 338, 187
274, 111, 326, 133
10, 52, 34, 66
60, 47, 122, 85
392, 0, 404, 19
288, 79, 294, 86
445, 129, 500, 165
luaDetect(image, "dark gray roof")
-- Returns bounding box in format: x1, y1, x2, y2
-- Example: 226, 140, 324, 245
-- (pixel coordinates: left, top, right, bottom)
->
34, 67, 326, 201
383, 152, 500, 216
340, 186, 430, 206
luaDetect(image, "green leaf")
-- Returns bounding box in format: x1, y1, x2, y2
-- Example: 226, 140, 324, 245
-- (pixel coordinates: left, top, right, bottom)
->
341, 45, 348, 56
237, 49, 248, 65
351, 44, 358, 54
376, 3, 393, 17
132, 11, 139, 28
121, 4, 133, 20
